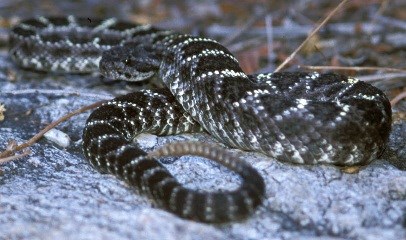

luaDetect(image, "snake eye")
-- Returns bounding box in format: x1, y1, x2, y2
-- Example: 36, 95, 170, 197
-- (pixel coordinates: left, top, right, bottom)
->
124, 58, 132, 65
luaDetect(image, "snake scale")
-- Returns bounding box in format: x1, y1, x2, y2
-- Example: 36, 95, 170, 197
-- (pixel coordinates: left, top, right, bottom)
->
9, 16, 391, 223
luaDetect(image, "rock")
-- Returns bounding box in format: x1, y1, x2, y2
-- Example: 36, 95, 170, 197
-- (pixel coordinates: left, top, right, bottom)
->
0, 50, 405, 240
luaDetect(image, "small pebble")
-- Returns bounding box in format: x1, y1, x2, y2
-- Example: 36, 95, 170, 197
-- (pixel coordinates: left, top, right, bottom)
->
44, 129, 71, 148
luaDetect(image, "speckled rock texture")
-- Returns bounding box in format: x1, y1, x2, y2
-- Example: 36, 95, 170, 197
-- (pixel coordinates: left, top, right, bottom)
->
0, 44, 405, 240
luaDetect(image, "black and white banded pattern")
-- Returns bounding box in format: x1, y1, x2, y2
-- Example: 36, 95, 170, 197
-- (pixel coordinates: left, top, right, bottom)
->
9, 16, 391, 223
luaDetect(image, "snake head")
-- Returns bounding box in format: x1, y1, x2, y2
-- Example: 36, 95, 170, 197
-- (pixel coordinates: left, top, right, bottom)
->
99, 42, 160, 82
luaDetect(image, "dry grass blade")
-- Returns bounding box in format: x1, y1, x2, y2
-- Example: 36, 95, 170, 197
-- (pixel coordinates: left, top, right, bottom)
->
274, 0, 350, 72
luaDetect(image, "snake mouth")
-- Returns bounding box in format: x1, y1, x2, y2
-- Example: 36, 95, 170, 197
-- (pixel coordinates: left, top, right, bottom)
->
110, 70, 156, 82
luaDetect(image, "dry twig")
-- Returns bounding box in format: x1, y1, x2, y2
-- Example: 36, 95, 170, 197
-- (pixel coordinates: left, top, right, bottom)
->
301, 65, 406, 73
356, 73, 406, 82
0, 89, 113, 99
274, 0, 350, 72
0, 148, 31, 164
222, 9, 269, 46
0, 100, 107, 161
390, 91, 406, 107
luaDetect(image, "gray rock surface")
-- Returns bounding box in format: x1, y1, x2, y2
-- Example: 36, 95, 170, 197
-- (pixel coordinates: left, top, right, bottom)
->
0, 46, 405, 240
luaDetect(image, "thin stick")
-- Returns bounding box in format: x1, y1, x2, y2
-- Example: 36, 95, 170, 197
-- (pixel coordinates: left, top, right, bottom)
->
0, 100, 107, 160
390, 91, 406, 107
0, 149, 31, 164
0, 89, 113, 99
265, 14, 275, 69
227, 37, 264, 53
222, 9, 269, 46
374, 14, 406, 31
356, 72, 406, 82
274, 0, 350, 72
301, 65, 406, 73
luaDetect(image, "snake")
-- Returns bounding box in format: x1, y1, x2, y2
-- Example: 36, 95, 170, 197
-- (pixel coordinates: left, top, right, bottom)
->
8, 16, 392, 223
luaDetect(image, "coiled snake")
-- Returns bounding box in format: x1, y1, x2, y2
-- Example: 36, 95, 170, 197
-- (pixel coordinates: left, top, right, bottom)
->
9, 16, 392, 223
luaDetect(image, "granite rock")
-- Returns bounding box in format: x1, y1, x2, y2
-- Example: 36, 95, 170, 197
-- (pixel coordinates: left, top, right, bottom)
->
0, 46, 405, 240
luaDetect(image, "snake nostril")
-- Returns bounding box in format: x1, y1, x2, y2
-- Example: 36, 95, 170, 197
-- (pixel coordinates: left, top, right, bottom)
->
124, 72, 131, 79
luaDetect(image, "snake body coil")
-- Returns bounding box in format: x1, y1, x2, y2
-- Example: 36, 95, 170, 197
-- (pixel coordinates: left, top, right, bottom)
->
9, 16, 391, 223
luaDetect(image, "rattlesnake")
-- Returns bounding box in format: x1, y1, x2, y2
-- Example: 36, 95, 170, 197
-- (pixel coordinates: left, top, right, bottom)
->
9, 16, 392, 223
